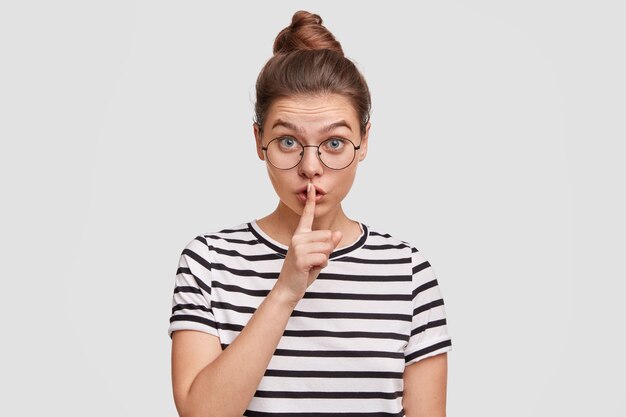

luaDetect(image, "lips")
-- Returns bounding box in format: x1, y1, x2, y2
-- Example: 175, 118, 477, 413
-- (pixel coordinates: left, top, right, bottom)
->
297, 185, 326, 195
297, 184, 326, 203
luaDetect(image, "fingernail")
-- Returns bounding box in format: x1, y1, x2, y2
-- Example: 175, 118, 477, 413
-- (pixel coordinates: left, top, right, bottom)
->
307, 183, 311, 192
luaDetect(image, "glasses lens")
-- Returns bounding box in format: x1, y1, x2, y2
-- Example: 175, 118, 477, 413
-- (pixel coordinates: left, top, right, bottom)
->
319, 138, 356, 169
266, 137, 303, 169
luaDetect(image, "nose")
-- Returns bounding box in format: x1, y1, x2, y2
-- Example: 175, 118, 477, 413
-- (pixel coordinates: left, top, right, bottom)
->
297, 145, 323, 178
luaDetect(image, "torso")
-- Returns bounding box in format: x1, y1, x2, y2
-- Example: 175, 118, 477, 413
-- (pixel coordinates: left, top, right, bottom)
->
168, 220, 453, 416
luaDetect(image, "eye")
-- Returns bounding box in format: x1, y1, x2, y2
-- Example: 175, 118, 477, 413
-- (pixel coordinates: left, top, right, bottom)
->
277, 136, 299, 150
323, 138, 346, 152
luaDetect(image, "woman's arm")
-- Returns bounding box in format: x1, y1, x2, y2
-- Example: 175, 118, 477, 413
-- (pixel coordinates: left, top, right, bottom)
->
402, 352, 448, 417
171, 286, 297, 417
171, 184, 341, 417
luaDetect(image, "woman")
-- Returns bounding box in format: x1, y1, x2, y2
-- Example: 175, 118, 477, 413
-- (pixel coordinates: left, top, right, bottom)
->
168, 10, 452, 417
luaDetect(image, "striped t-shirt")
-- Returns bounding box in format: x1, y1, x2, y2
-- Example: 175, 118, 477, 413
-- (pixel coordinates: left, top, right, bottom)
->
168, 220, 452, 416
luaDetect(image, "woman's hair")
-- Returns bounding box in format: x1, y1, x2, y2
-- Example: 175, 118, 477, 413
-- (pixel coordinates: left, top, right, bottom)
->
254, 10, 371, 136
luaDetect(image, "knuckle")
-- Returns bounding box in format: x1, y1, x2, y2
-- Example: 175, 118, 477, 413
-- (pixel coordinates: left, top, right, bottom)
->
293, 244, 305, 257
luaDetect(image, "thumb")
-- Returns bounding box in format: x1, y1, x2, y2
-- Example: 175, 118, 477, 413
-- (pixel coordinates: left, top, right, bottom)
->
331, 231, 343, 250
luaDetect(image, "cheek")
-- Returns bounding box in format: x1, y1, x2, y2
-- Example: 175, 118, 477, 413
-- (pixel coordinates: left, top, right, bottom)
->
266, 167, 291, 195
344, 176, 357, 194
332, 170, 358, 197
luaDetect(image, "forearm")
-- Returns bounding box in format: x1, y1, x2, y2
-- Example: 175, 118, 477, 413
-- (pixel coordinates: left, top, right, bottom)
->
182, 287, 296, 417
403, 353, 448, 417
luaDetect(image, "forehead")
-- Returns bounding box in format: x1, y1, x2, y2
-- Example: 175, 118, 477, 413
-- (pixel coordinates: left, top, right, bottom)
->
265, 94, 359, 131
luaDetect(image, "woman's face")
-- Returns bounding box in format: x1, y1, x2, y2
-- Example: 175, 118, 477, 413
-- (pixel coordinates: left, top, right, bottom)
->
254, 93, 369, 220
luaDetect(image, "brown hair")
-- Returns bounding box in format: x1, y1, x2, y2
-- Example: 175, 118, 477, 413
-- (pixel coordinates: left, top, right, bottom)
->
254, 10, 371, 135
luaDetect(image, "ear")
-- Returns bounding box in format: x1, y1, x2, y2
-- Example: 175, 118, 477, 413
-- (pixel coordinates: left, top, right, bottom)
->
253, 122, 265, 161
357, 122, 370, 162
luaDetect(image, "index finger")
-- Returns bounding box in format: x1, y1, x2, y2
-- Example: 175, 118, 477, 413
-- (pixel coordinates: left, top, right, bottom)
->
296, 182, 316, 233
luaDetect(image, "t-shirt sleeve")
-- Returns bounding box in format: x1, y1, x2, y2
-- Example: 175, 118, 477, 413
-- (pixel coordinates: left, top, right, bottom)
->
404, 247, 452, 366
167, 234, 219, 339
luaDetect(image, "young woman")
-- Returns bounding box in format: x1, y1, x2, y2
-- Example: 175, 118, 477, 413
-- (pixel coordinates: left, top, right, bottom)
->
168, 11, 452, 417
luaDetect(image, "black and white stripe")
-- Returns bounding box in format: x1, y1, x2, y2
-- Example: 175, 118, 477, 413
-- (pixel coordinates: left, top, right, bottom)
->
169, 221, 452, 416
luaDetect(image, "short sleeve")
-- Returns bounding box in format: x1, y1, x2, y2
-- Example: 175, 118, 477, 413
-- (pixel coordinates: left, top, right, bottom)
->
167, 234, 219, 339
404, 247, 452, 365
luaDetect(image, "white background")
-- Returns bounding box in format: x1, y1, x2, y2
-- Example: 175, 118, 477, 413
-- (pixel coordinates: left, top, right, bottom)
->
1, 1, 624, 415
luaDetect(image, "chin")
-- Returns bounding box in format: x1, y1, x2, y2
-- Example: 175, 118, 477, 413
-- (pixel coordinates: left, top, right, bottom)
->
278, 195, 305, 216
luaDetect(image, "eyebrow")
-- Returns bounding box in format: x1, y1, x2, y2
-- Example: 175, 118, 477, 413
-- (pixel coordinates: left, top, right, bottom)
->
322, 120, 353, 133
271, 120, 304, 133
271, 119, 353, 133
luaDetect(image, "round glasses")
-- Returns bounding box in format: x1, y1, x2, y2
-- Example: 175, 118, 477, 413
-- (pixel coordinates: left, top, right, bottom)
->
262, 136, 361, 170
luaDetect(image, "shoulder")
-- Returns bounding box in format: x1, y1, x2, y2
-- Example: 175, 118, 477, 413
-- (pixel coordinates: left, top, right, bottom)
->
196, 222, 254, 244
363, 223, 420, 252
181, 222, 254, 253
363, 223, 432, 267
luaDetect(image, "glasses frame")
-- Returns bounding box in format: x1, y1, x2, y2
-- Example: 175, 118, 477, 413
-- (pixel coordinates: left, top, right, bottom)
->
261, 136, 362, 170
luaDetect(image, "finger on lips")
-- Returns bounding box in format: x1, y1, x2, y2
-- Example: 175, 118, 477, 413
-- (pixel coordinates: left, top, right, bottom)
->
296, 182, 316, 233
294, 183, 342, 259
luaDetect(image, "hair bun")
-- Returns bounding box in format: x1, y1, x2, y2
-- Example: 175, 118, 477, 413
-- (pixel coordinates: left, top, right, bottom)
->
273, 10, 344, 56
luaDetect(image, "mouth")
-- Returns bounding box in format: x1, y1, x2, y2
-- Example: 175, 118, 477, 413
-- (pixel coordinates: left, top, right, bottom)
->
297, 185, 326, 202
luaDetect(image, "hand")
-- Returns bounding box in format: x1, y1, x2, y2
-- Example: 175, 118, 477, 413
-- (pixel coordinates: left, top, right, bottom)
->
274, 183, 343, 305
